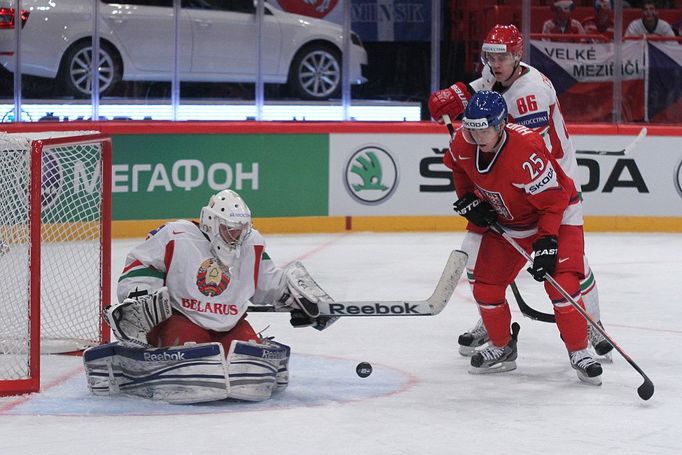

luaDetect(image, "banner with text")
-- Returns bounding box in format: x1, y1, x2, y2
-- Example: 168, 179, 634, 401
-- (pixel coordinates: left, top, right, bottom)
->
329, 132, 682, 217
105, 131, 682, 222
111, 134, 328, 220
530, 40, 645, 122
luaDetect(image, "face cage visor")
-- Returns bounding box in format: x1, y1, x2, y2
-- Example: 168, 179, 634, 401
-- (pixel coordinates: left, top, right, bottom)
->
480, 41, 522, 66
217, 219, 251, 249
481, 50, 519, 67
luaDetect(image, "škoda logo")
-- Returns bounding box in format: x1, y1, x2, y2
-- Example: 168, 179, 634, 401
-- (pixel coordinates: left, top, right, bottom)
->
344, 145, 398, 205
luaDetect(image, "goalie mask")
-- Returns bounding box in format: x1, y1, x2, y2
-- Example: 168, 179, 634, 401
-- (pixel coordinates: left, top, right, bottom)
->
199, 190, 252, 267
461, 90, 508, 152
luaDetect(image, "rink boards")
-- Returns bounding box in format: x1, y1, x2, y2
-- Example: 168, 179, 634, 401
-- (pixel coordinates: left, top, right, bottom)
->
2, 121, 680, 235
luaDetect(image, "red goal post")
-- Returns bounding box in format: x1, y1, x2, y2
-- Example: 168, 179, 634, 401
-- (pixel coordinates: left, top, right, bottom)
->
0, 131, 111, 396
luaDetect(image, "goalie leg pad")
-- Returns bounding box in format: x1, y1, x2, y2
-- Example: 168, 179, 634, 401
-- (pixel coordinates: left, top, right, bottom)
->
261, 339, 291, 393
225, 340, 290, 401
83, 343, 120, 397
83, 342, 229, 404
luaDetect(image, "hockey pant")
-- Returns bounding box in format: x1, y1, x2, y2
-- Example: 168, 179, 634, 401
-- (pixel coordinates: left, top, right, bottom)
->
472, 225, 588, 352
460, 229, 600, 320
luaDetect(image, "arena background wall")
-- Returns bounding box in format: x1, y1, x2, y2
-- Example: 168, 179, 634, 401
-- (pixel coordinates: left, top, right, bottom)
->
3, 122, 681, 237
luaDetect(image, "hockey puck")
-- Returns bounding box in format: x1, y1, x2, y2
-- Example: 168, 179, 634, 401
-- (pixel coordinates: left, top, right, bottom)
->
356, 362, 372, 378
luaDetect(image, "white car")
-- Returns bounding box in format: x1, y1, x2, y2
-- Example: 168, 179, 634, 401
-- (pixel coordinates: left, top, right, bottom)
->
0, 0, 367, 99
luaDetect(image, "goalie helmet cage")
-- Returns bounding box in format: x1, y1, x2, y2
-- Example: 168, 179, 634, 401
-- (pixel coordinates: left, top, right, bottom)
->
0, 131, 111, 396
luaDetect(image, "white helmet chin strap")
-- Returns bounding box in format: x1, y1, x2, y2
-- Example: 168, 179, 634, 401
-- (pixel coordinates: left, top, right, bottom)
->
211, 238, 240, 268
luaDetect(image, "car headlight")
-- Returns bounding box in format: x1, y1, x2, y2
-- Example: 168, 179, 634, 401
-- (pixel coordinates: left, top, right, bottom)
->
351, 32, 363, 47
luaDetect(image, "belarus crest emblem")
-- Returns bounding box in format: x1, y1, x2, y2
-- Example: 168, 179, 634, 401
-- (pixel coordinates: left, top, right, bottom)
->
196, 258, 231, 296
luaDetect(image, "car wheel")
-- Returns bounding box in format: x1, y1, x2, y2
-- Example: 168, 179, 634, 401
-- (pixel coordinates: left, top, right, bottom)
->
59, 41, 121, 97
288, 44, 341, 100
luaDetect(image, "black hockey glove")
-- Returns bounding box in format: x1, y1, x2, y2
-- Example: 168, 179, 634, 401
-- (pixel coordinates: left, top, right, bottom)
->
289, 310, 339, 331
453, 193, 497, 227
289, 309, 316, 328
528, 236, 559, 282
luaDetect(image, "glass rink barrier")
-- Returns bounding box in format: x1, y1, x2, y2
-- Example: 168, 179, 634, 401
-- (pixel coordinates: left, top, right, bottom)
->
1, 1, 681, 123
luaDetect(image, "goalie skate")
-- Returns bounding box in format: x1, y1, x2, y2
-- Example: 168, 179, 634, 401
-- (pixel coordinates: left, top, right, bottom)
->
469, 323, 519, 374
458, 318, 490, 356
570, 349, 603, 386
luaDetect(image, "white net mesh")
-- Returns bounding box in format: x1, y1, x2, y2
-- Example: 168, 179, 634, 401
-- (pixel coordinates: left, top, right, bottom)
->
0, 131, 107, 384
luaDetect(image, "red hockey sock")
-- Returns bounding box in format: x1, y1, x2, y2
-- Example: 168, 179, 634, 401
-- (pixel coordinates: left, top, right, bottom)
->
554, 304, 588, 352
546, 273, 588, 352
479, 302, 512, 347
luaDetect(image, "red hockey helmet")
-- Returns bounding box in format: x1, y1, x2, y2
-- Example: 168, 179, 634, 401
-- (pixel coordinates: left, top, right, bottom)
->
482, 24, 523, 56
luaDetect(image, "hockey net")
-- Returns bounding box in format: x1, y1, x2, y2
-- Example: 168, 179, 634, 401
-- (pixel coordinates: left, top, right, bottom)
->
0, 131, 111, 396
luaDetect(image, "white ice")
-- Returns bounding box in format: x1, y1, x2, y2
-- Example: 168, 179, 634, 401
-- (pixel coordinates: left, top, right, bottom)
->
1, 231, 681, 454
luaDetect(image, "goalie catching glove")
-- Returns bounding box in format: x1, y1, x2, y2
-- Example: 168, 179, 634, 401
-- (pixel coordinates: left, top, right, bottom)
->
275, 262, 338, 330
105, 287, 173, 348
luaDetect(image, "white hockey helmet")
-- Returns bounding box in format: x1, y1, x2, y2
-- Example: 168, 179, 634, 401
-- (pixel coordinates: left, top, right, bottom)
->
199, 190, 252, 266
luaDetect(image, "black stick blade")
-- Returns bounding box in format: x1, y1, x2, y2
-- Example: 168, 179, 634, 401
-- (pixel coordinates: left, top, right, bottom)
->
637, 380, 654, 401
510, 282, 555, 323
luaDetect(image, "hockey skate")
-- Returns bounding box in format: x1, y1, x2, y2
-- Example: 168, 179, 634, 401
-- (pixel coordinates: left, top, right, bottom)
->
458, 318, 490, 356
570, 349, 603, 386
469, 323, 519, 374
589, 321, 613, 360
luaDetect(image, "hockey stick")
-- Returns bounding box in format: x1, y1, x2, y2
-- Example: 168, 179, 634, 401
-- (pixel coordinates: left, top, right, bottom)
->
490, 222, 654, 400
249, 249, 468, 317
509, 282, 555, 323
576, 127, 647, 156
441, 114, 554, 324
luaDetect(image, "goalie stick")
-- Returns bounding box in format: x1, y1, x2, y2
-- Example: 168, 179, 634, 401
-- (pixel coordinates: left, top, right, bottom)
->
576, 127, 647, 156
249, 249, 468, 317
490, 222, 654, 401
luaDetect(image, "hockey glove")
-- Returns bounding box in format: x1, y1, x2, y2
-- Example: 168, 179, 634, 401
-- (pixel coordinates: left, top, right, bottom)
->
528, 236, 559, 282
105, 287, 172, 348
453, 193, 497, 228
428, 82, 473, 123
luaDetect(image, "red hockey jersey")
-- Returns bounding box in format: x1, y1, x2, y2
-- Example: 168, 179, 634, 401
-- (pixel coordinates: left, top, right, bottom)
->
444, 123, 583, 239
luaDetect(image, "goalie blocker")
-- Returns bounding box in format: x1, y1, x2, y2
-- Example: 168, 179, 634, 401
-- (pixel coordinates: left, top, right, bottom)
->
83, 338, 290, 404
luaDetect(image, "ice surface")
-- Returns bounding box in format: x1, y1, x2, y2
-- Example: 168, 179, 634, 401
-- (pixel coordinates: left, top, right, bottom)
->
1, 232, 680, 454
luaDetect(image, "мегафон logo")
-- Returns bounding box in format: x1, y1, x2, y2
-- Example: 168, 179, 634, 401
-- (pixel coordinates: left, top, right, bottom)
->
344, 146, 398, 205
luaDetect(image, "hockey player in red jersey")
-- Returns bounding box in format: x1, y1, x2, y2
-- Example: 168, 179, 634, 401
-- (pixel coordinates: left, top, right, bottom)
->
428, 23, 612, 359
445, 90, 602, 385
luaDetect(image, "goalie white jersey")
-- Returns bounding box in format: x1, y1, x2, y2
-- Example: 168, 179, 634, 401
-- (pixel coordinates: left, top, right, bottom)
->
117, 220, 284, 332
470, 63, 579, 190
